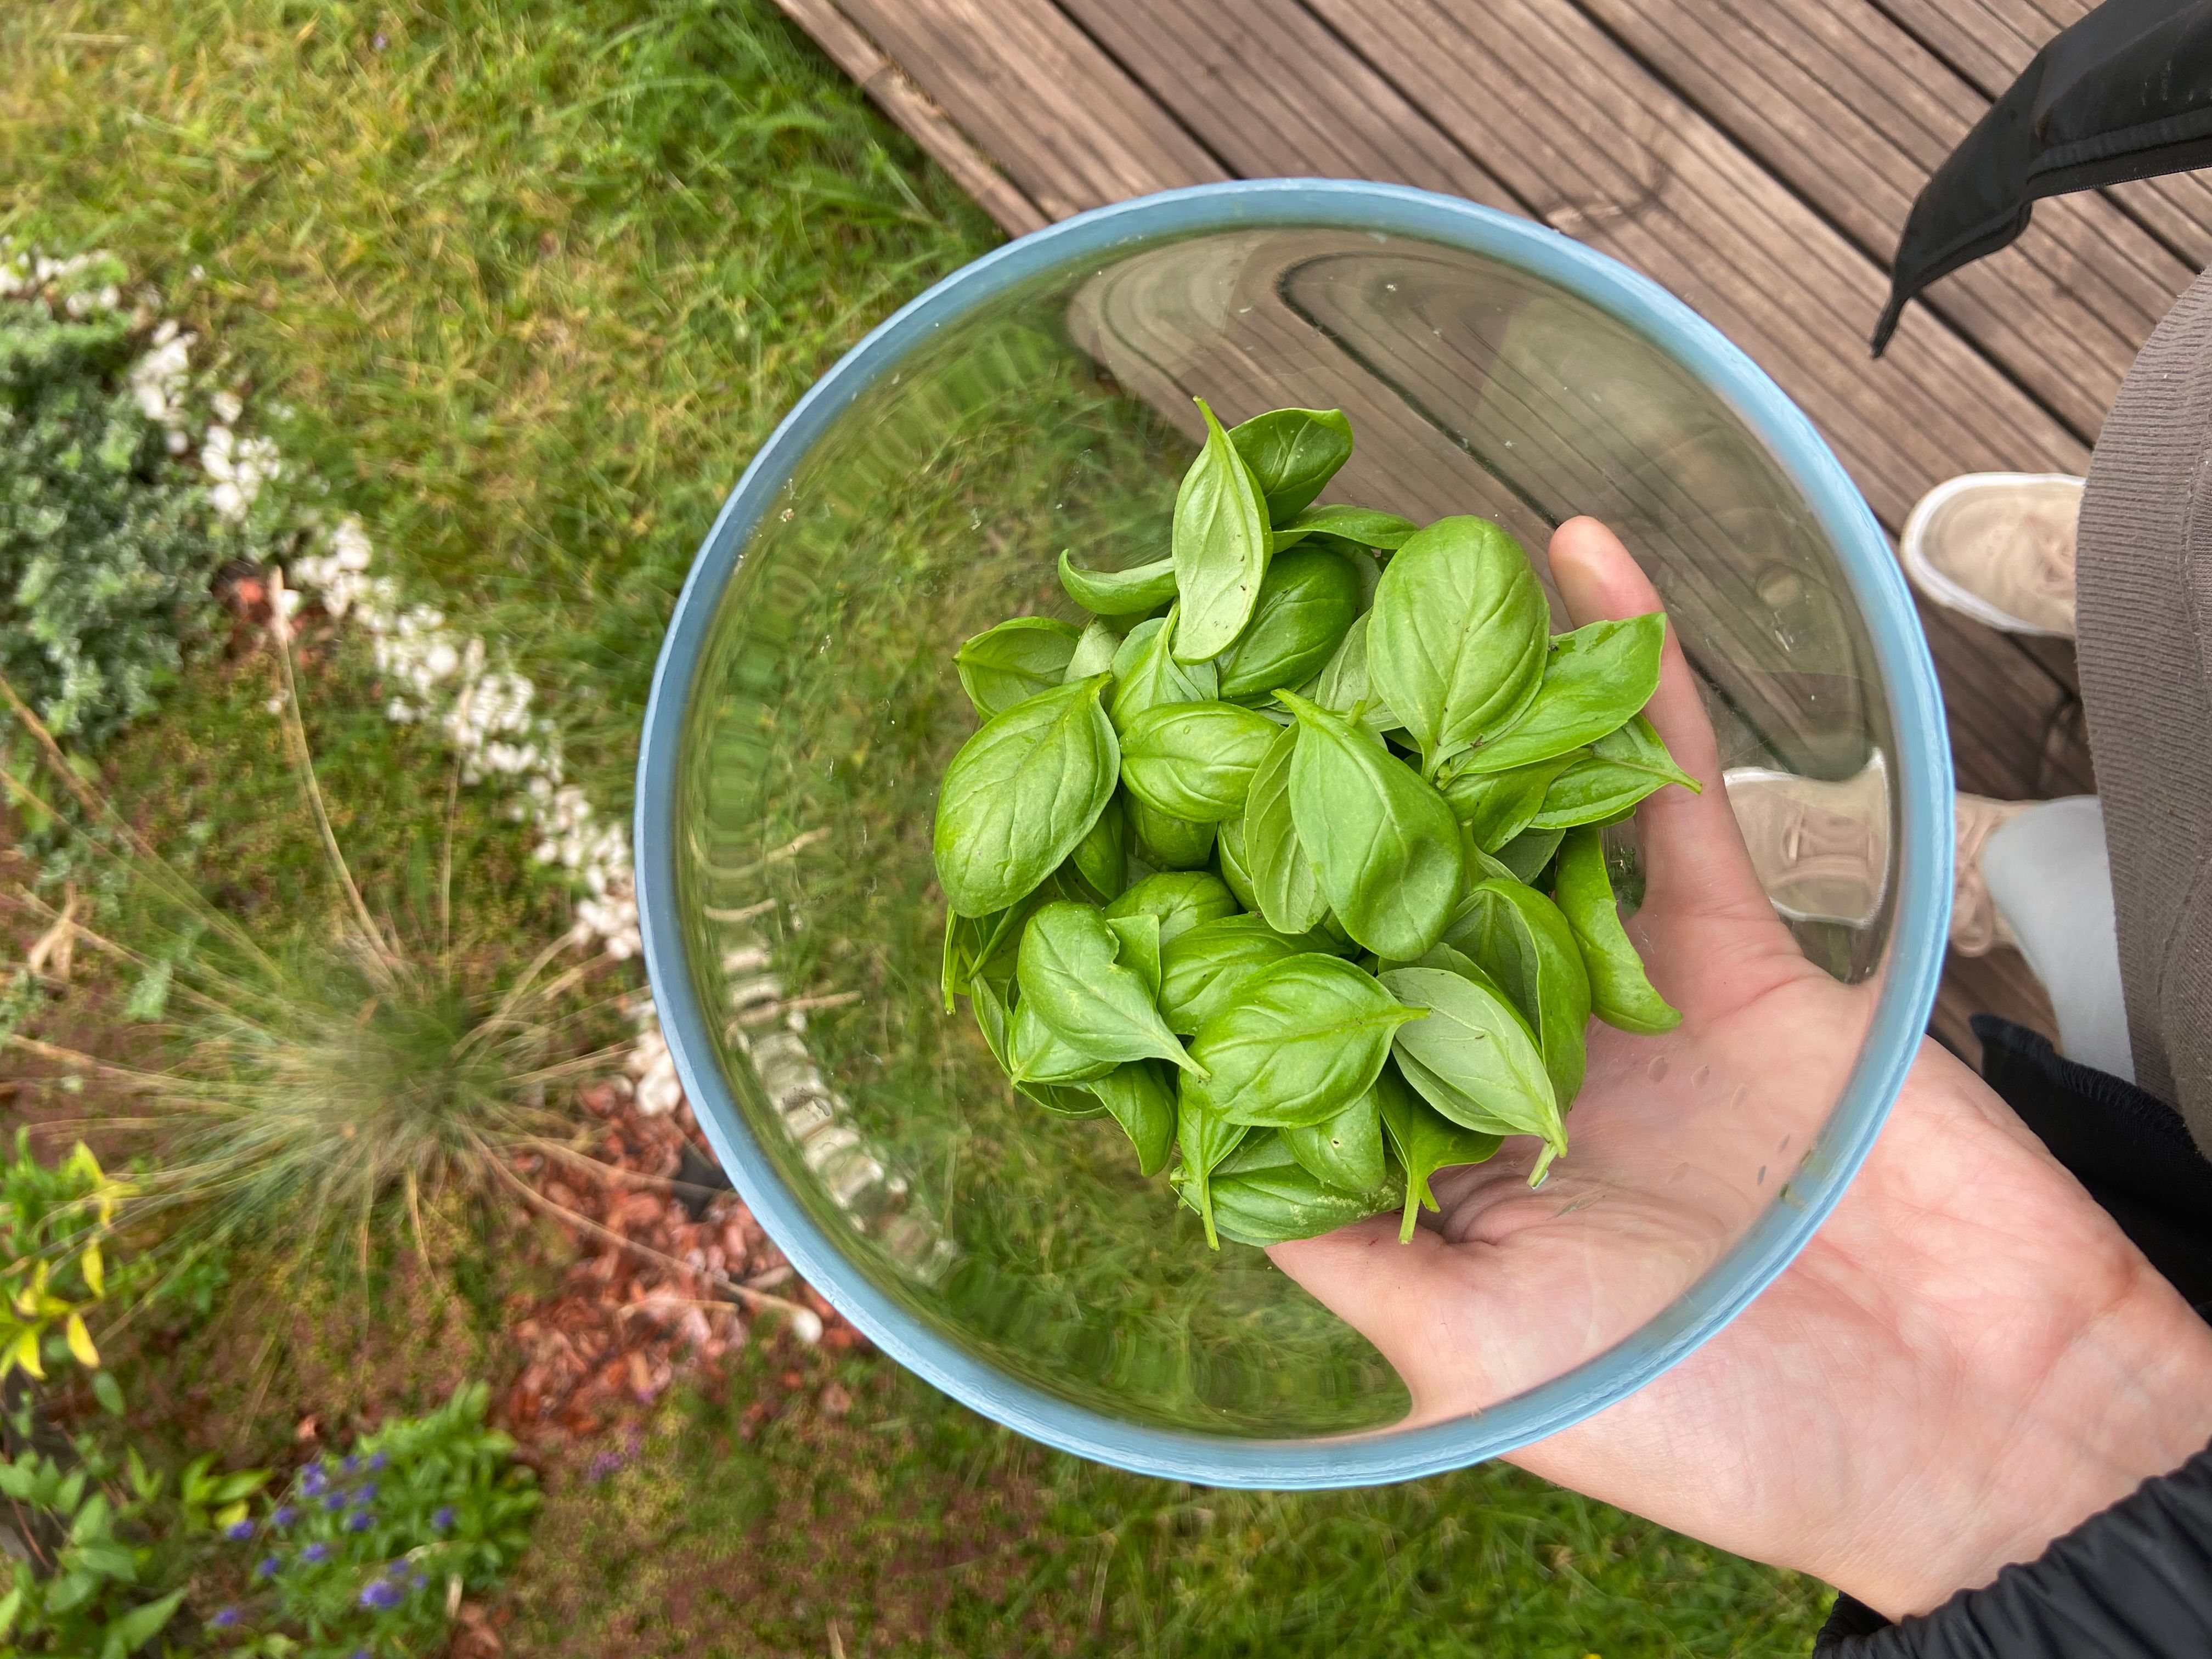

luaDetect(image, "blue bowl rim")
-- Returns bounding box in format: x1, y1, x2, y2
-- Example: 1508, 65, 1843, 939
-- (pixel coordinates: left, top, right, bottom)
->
636, 178, 1953, 1489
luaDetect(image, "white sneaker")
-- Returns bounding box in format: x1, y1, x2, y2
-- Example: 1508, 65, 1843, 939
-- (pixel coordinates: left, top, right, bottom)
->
1724, 754, 1890, 929
1953, 793, 2035, 956
1900, 472, 2081, 637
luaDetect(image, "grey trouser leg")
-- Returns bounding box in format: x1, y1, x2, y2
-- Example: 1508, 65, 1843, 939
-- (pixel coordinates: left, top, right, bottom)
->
2077, 267, 2212, 1158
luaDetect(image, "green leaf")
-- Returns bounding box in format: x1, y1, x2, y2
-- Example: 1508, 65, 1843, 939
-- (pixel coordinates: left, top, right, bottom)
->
1104, 871, 1240, 946
1444, 878, 1593, 1107
1367, 515, 1548, 776
1175, 1075, 1251, 1249
952, 616, 1083, 718
1244, 722, 1330, 935
1225, 406, 1355, 522
1442, 752, 1583, 851
933, 674, 1120, 917
1190, 954, 1421, 1128
1126, 794, 1216, 869
1451, 613, 1666, 774
1376, 1064, 1501, 1242
1276, 690, 1464, 960
1090, 1060, 1177, 1176
1118, 701, 1279, 823
0, 1587, 19, 1641
1172, 399, 1273, 662
1214, 545, 1362, 703
1104, 910, 1162, 998
1064, 617, 1121, 682
1007, 996, 1116, 1087
1529, 714, 1702, 830
1311, 611, 1402, 738
1494, 826, 1565, 885
102, 1589, 184, 1656
1069, 790, 1128, 900
91, 1369, 125, 1417
1015, 903, 1197, 1074
1184, 1131, 1396, 1246
1554, 826, 1682, 1034
1380, 966, 1564, 1155
1277, 503, 1420, 550
1108, 610, 1218, 733
1059, 550, 1178, 617
1157, 915, 1304, 1035
1215, 815, 1259, 911
1282, 1086, 1387, 1192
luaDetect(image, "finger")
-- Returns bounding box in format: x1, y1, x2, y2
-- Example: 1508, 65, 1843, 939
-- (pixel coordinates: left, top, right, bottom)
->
1547, 518, 1787, 939
1268, 1222, 1487, 1417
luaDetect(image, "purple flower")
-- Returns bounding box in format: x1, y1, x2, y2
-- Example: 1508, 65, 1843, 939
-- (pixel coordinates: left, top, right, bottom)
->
359, 1578, 405, 1611
347, 1510, 375, 1532
367, 1452, 388, 1472
299, 1465, 328, 1497
302, 1542, 331, 1564
342, 1454, 362, 1474
211, 1606, 242, 1629
224, 1519, 255, 1541
272, 1504, 300, 1527
431, 1506, 455, 1531
411, 1572, 428, 1591
323, 1491, 348, 1511
256, 1555, 281, 1578
351, 1482, 379, 1506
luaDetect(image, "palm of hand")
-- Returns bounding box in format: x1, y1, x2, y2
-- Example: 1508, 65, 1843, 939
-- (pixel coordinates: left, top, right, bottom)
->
1273, 518, 2212, 1616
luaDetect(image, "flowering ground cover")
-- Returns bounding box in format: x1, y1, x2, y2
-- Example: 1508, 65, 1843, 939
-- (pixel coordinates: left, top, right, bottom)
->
0, 2, 1831, 1652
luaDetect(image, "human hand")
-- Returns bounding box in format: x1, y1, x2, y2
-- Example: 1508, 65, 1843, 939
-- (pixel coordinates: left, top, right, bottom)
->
1272, 516, 2212, 1617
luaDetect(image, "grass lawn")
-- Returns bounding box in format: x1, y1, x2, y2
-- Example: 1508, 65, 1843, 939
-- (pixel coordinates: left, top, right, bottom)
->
2, 0, 1832, 1651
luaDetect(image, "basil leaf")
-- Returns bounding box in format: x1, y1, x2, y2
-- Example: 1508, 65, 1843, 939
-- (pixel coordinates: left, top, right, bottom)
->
967, 977, 1104, 1116
1007, 994, 1118, 1087
1216, 815, 1260, 911
942, 909, 985, 1014
1059, 550, 1178, 617
1554, 826, 1681, 1035
1530, 714, 1702, 831
1380, 966, 1564, 1158
1175, 1074, 1250, 1249
1104, 870, 1239, 946
1104, 910, 1163, 999
953, 616, 1084, 719
1186, 1130, 1396, 1246
1069, 790, 1128, 900
1244, 721, 1330, 935
1157, 915, 1304, 1035
1441, 752, 1583, 851
1282, 1085, 1387, 1192
1367, 515, 1548, 776
1494, 826, 1565, 885
934, 674, 1120, 917
1064, 616, 1122, 682
1226, 405, 1354, 521
1452, 613, 1667, 775
1091, 1059, 1177, 1176
1276, 690, 1464, 960
1277, 503, 1420, 550
1215, 545, 1363, 704
1312, 611, 1402, 738
1172, 398, 1272, 662
1108, 609, 1218, 733
1190, 953, 1422, 1128
1015, 901, 1199, 1074
1444, 878, 1592, 1107
1375, 1063, 1500, 1242
1127, 795, 1216, 870
1119, 701, 1279, 823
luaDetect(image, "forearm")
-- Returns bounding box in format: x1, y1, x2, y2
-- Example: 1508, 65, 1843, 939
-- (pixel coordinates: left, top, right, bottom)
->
1819, 1441, 2212, 1657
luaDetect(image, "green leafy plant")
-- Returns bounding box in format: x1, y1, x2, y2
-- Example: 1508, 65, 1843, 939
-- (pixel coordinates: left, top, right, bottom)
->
0, 1438, 191, 1659
1, 1132, 128, 1389
0, 272, 255, 750
930, 402, 1706, 1252
205, 1384, 538, 1659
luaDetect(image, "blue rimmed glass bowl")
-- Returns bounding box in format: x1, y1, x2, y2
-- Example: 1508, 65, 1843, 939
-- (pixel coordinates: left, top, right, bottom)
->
635, 180, 1950, 1487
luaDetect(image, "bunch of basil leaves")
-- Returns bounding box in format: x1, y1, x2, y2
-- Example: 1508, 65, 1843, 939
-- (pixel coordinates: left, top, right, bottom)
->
934, 402, 1700, 1249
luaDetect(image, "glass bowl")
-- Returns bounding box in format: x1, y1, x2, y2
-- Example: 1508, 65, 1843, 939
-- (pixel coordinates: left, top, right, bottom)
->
636, 180, 1951, 1487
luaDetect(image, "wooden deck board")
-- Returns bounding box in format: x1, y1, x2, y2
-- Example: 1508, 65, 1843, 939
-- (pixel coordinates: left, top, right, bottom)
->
770, 0, 2178, 1052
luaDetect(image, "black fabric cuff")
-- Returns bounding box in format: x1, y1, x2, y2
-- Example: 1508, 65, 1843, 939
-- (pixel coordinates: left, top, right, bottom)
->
1812, 1442, 2212, 1656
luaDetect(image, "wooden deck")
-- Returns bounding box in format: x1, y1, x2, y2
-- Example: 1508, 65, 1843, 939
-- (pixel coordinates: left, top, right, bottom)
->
774, 0, 2201, 1062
